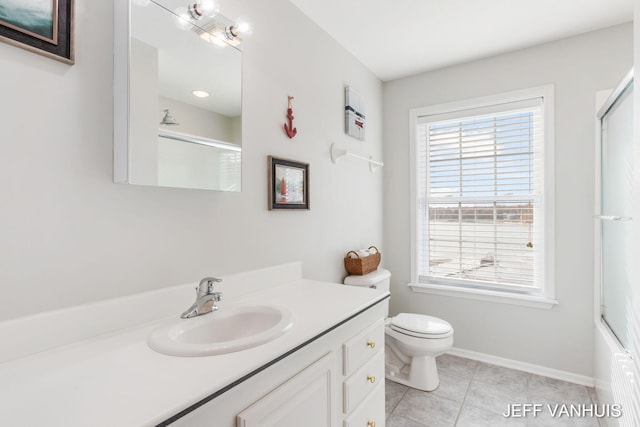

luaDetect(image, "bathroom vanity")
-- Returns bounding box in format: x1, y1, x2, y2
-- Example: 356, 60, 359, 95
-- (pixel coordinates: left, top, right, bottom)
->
0, 263, 388, 426
174, 303, 386, 427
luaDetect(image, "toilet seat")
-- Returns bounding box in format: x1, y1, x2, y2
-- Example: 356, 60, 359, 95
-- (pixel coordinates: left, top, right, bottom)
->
389, 313, 453, 339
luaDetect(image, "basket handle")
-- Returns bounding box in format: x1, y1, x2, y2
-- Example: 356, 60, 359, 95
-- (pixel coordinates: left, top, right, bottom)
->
345, 250, 360, 259
367, 245, 380, 254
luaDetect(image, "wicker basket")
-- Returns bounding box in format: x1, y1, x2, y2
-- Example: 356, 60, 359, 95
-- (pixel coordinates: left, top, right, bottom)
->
344, 246, 381, 275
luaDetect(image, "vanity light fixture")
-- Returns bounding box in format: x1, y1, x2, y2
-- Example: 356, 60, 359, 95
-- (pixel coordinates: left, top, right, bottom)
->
188, 0, 220, 20
224, 18, 253, 40
174, 1, 253, 46
192, 90, 210, 98
198, 19, 253, 45
160, 109, 180, 125
198, 30, 229, 47
194, 19, 252, 47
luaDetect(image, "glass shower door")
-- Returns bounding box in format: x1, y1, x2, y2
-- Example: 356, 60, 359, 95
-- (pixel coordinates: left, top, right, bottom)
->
599, 76, 634, 351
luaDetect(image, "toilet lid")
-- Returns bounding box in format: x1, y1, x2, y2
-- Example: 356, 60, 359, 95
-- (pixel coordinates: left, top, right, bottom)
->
390, 313, 452, 338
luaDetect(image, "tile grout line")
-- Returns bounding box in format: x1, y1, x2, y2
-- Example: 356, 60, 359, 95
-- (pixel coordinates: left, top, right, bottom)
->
388, 384, 410, 420
589, 386, 609, 427
452, 360, 478, 427
396, 387, 409, 415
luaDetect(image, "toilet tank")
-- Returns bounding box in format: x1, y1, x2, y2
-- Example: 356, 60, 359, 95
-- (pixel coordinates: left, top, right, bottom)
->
344, 269, 391, 292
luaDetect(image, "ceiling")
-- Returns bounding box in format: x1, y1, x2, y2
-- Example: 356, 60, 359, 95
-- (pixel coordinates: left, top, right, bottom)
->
289, 0, 634, 81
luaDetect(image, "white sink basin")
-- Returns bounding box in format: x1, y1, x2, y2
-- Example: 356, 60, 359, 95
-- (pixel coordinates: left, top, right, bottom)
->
147, 305, 293, 357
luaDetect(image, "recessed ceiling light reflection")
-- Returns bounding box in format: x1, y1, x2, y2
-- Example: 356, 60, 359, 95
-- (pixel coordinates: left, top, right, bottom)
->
192, 90, 210, 98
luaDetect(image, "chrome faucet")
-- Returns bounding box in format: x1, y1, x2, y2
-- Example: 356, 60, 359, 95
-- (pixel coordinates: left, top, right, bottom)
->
181, 277, 223, 319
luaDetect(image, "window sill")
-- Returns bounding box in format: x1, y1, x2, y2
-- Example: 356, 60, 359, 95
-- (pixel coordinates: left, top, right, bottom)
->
408, 282, 558, 309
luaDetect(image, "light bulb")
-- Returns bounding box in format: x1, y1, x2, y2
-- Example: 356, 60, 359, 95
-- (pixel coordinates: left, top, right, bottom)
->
225, 18, 253, 40
189, 0, 219, 20
199, 0, 220, 17
234, 17, 253, 38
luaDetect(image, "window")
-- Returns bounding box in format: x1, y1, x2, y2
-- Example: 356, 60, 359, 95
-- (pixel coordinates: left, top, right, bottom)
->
410, 87, 555, 303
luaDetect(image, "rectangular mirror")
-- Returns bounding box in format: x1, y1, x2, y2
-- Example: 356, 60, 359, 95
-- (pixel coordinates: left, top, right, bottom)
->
114, 0, 242, 191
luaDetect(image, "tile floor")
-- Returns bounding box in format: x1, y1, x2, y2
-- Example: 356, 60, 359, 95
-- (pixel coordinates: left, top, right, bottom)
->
385, 354, 608, 427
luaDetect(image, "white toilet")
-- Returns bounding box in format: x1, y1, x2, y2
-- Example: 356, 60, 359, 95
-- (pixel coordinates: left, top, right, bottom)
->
344, 269, 454, 391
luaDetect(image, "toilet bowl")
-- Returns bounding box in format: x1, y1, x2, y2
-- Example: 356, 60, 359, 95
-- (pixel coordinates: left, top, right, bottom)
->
344, 269, 454, 391
385, 313, 453, 391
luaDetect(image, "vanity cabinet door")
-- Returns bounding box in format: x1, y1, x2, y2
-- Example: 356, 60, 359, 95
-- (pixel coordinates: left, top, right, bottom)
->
236, 352, 337, 427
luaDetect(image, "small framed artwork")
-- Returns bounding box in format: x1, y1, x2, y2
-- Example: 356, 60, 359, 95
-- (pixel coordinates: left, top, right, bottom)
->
345, 85, 365, 141
268, 156, 310, 210
0, 0, 74, 64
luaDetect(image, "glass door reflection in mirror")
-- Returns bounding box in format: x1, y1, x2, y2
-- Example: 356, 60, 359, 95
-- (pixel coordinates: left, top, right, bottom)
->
598, 72, 633, 350
115, 0, 242, 191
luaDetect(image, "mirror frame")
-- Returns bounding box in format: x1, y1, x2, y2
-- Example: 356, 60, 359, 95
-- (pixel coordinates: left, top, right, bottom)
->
113, 0, 131, 184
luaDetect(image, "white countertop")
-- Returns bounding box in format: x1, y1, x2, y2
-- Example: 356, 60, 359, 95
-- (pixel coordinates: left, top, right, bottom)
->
0, 270, 388, 427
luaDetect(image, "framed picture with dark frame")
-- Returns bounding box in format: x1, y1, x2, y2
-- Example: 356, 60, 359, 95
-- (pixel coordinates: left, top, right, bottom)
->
268, 156, 310, 210
0, 0, 74, 64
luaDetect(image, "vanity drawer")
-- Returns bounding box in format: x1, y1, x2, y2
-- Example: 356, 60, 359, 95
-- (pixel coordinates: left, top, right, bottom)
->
343, 350, 384, 414
343, 382, 385, 427
343, 319, 384, 376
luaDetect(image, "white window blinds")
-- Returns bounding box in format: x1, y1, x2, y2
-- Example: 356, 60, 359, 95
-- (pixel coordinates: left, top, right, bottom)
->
416, 98, 546, 292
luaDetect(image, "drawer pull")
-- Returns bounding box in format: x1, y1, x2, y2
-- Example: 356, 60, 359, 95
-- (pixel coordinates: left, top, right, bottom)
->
366, 341, 376, 349
367, 375, 376, 383
367, 421, 376, 427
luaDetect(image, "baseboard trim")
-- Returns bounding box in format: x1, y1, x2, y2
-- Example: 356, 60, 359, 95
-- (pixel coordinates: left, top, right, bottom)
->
447, 347, 595, 387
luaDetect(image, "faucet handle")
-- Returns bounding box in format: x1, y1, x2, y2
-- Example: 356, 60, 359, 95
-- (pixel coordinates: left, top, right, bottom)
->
197, 277, 222, 295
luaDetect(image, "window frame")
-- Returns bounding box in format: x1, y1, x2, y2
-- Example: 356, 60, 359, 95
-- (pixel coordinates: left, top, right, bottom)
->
409, 86, 557, 308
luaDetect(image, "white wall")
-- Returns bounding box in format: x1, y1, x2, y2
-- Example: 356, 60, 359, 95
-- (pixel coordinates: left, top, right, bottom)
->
383, 23, 633, 377
0, 0, 383, 322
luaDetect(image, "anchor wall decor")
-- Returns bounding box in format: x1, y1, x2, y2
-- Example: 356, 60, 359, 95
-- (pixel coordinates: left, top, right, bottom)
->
284, 96, 298, 139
